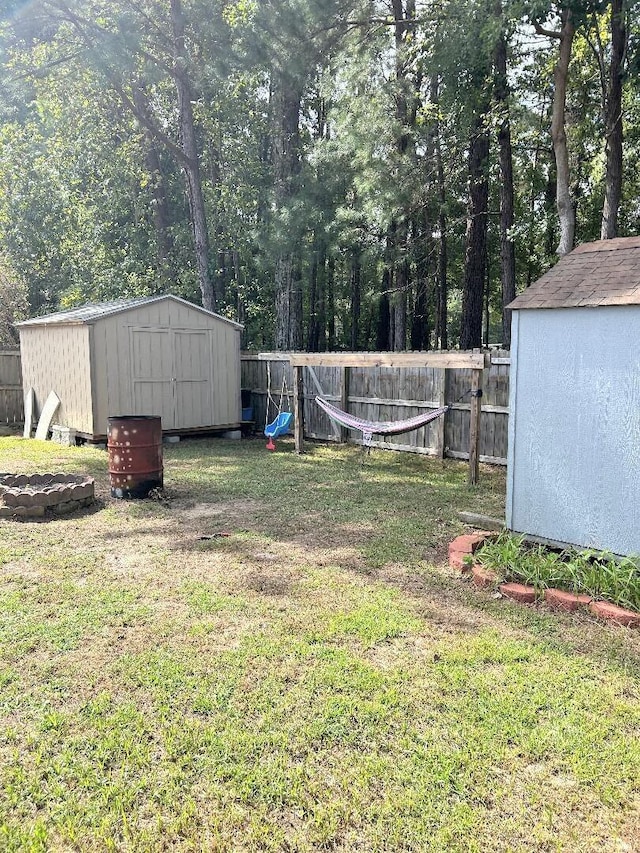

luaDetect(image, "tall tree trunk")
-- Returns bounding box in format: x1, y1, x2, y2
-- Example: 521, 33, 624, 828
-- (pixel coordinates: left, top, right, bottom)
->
484, 254, 491, 347
411, 213, 430, 350
308, 243, 319, 352
410, 276, 429, 350
544, 167, 558, 258
316, 243, 327, 352
132, 87, 174, 290
526, 91, 549, 287
377, 277, 391, 351
431, 74, 448, 350
536, 9, 576, 256
494, 14, 517, 347
460, 112, 490, 350
292, 259, 303, 349
388, 0, 415, 352
327, 255, 336, 351
601, 0, 626, 239
274, 256, 295, 351
272, 77, 302, 350
232, 250, 245, 334
437, 218, 448, 350
350, 248, 361, 349
391, 220, 408, 351
170, 0, 216, 310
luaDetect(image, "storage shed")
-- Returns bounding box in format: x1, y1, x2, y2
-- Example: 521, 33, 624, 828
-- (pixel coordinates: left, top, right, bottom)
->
17, 295, 243, 440
507, 236, 640, 557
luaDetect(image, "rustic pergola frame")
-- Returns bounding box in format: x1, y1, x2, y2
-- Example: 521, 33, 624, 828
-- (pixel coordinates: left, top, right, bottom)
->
258, 350, 488, 485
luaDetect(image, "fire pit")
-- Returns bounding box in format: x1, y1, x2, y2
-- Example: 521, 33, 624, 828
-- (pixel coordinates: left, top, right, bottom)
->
0, 473, 95, 518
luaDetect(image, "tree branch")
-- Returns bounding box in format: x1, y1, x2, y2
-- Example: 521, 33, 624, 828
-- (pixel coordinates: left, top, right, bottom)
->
114, 81, 191, 167
533, 22, 562, 39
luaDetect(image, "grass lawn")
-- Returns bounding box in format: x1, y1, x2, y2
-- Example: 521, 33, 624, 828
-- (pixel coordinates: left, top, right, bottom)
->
0, 434, 639, 852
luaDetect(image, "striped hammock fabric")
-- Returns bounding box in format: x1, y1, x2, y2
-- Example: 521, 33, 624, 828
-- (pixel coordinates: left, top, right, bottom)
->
315, 396, 449, 446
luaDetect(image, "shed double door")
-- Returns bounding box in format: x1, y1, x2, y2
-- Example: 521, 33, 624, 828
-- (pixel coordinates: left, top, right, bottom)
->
130, 328, 212, 430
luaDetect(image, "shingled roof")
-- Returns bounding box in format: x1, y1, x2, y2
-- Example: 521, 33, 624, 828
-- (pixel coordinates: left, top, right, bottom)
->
509, 236, 640, 310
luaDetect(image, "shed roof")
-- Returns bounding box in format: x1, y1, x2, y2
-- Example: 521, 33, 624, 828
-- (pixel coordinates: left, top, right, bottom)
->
17, 294, 243, 330
509, 236, 640, 310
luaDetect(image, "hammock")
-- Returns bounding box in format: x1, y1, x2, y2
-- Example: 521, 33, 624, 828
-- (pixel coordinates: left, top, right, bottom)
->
315, 396, 449, 446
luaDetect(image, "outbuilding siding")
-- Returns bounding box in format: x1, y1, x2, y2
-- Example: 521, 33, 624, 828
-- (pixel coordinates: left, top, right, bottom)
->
507, 305, 640, 555
18, 295, 242, 439
20, 324, 94, 434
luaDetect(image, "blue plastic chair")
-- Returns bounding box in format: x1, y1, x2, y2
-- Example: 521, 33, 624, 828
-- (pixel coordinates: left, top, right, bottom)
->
264, 412, 293, 438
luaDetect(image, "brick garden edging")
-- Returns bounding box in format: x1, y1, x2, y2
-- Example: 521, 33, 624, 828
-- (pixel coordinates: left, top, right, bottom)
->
499, 582, 536, 604
0, 473, 95, 518
589, 601, 640, 629
448, 532, 640, 629
544, 588, 592, 612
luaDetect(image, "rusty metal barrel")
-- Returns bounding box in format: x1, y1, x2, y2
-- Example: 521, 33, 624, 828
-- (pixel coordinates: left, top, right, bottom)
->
107, 416, 163, 498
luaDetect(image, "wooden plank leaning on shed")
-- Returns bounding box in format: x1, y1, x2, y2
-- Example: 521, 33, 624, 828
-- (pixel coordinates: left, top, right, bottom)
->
283, 351, 488, 485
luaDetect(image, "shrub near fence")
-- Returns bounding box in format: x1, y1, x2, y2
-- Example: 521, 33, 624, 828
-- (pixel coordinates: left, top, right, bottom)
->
0, 350, 23, 425
241, 351, 510, 465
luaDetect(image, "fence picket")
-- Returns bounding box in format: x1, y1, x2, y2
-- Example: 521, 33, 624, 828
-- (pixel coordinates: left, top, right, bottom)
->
0, 351, 23, 424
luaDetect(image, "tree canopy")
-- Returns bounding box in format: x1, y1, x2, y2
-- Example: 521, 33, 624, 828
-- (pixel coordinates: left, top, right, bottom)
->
0, 0, 638, 349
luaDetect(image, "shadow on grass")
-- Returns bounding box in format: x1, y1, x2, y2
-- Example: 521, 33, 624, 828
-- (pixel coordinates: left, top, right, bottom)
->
4, 435, 638, 682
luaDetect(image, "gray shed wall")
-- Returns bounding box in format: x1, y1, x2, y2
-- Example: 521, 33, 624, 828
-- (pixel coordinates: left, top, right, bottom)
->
507, 306, 640, 556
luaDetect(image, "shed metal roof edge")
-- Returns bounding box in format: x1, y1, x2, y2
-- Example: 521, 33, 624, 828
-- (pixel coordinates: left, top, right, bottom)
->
16, 294, 244, 330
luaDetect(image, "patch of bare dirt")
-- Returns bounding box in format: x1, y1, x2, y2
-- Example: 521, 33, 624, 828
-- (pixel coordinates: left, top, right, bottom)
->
177, 499, 260, 523
243, 569, 292, 596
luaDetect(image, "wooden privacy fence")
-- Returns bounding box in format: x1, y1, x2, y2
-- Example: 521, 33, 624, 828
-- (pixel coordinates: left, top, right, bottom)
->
241, 350, 510, 472
0, 351, 23, 425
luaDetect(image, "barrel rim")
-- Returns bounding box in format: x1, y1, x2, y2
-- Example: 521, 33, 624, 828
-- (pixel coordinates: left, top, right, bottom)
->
108, 415, 162, 422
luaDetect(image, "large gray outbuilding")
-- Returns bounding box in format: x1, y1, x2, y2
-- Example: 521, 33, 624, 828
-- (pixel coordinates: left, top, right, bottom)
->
18, 295, 243, 440
507, 236, 640, 556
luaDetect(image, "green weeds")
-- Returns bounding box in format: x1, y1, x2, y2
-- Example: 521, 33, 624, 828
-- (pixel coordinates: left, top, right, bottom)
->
476, 533, 640, 609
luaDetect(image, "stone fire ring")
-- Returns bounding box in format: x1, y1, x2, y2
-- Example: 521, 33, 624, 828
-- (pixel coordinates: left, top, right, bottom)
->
0, 473, 95, 518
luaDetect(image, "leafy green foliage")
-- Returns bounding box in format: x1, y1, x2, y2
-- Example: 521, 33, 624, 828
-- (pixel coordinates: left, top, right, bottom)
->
0, 0, 637, 344
476, 532, 640, 610
0, 252, 26, 346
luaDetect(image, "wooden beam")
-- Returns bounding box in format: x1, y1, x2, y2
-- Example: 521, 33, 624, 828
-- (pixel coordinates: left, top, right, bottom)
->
340, 366, 350, 443
348, 395, 440, 409
288, 351, 487, 370
293, 365, 304, 454
447, 450, 507, 466
434, 368, 446, 459
457, 511, 504, 531
468, 369, 483, 486
246, 352, 292, 362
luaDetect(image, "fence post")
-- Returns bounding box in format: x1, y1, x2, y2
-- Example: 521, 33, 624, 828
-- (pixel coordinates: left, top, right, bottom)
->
468, 367, 483, 485
293, 365, 304, 454
435, 368, 447, 459
340, 366, 350, 443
